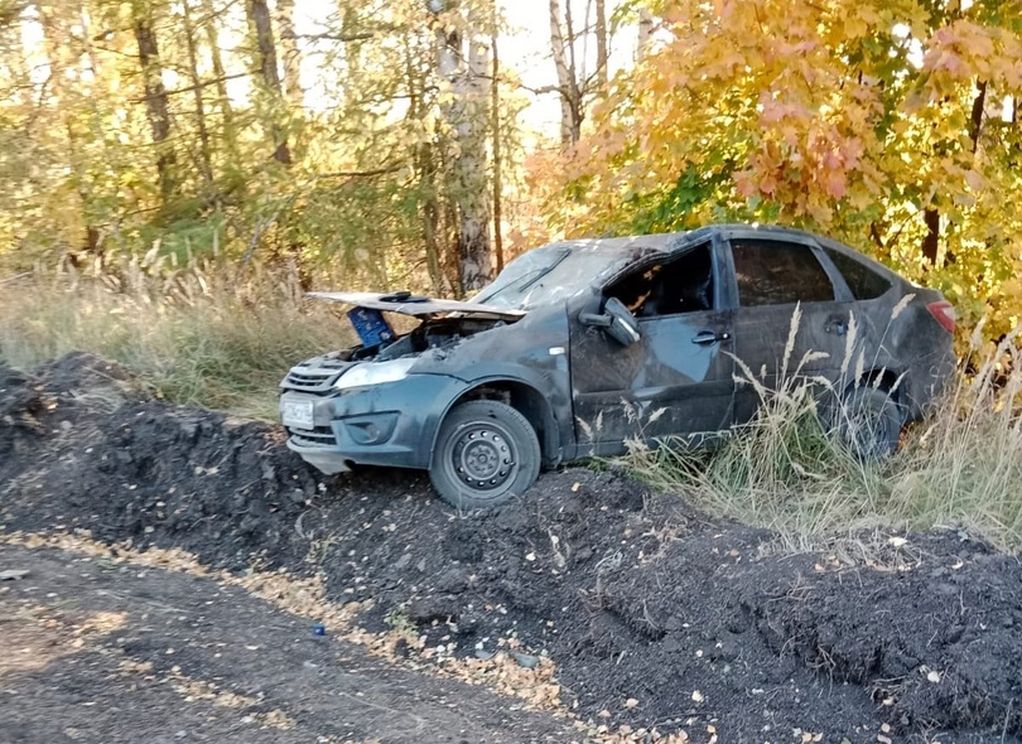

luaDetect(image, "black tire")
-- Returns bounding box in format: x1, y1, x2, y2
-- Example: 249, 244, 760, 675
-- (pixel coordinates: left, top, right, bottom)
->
836, 387, 903, 459
429, 399, 541, 510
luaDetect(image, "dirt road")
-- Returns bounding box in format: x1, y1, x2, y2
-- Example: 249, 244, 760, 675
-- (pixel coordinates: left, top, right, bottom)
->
0, 542, 577, 744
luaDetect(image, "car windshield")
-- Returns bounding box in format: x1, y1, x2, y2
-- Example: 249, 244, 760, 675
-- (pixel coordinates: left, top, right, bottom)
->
473, 244, 630, 310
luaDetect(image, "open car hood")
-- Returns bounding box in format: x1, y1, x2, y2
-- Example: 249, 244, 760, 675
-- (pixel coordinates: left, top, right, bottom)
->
307, 291, 526, 321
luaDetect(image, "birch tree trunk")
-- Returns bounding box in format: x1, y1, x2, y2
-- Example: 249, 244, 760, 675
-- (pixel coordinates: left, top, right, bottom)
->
595, 0, 608, 89
490, 3, 504, 274
637, 8, 654, 62
275, 0, 303, 107
435, 4, 492, 294
548, 0, 577, 147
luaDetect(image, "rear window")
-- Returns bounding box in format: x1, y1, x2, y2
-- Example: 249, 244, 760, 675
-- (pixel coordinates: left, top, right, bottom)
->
731, 239, 835, 306
822, 247, 891, 300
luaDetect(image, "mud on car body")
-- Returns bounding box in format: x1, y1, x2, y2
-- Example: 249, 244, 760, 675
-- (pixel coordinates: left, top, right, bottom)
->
280, 224, 956, 508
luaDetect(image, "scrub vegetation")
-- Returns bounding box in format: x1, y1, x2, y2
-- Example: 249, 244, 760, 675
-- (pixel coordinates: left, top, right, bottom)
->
4, 0, 1022, 341
624, 313, 1022, 550
0, 268, 345, 420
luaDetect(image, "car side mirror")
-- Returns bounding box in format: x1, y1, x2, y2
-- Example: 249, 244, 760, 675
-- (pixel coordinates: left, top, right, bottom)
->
580, 297, 641, 347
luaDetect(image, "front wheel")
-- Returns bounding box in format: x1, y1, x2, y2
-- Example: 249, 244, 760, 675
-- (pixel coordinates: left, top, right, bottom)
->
429, 400, 541, 510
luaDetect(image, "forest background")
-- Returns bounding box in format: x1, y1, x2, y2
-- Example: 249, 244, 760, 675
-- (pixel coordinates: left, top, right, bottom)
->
1, 0, 1020, 336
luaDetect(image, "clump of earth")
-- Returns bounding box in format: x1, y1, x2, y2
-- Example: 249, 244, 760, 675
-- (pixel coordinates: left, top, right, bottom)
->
2, 352, 1020, 742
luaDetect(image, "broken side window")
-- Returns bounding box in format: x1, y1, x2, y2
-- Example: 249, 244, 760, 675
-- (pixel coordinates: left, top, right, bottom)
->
731, 239, 834, 306
605, 242, 715, 318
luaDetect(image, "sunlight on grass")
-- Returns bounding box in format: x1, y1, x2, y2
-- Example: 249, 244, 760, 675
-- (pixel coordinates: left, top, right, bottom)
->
0, 264, 348, 420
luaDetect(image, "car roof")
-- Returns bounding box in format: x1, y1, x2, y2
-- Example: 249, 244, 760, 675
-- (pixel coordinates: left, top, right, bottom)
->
556, 224, 827, 254
552, 233, 686, 254
555, 224, 898, 279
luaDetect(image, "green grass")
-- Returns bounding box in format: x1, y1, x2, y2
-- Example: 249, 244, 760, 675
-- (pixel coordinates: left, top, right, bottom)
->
0, 266, 349, 420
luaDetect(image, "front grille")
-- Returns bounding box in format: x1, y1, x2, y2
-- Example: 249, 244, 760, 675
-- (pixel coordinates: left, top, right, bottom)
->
281, 361, 347, 394
288, 425, 338, 449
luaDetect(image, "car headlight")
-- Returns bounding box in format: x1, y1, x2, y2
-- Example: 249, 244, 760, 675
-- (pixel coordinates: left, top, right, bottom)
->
334, 358, 417, 390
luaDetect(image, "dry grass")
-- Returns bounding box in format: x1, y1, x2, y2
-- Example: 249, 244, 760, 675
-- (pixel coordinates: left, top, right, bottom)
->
0, 261, 349, 419
624, 310, 1022, 552
4, 261, 1020, 551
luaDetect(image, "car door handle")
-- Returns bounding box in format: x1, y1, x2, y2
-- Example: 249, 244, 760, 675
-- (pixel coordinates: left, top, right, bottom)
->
825, 317, 848, 336
692, 331, 731, 345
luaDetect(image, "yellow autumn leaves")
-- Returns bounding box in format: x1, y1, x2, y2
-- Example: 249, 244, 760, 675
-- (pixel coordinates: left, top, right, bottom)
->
538, 0, 1022, 339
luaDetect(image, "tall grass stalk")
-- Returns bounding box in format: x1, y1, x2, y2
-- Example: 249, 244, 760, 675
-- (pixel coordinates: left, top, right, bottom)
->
625, 312, 1022, 552
0, 263, 349, 419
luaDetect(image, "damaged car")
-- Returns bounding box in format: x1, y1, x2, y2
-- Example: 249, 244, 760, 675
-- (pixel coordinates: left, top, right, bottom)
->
280, 224, 956, 508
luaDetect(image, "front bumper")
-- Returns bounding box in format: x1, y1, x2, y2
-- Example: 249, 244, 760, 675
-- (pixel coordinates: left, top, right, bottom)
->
281, 373, 467, 474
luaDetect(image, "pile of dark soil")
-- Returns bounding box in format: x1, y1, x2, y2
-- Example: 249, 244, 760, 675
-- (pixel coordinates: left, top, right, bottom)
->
2, 353, 1020, 743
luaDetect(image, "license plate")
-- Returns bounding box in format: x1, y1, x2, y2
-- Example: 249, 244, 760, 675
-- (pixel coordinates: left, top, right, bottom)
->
281, 399, 315, 429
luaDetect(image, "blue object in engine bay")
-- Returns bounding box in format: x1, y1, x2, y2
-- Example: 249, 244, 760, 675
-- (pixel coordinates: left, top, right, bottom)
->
346, 306, 395, 348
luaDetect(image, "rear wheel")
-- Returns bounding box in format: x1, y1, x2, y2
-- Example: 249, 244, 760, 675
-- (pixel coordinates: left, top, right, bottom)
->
836, 387, 903, 459
429, 400, 541, 510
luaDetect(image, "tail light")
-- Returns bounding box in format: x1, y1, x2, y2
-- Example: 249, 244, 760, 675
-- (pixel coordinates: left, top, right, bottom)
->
926, 300, 956, 334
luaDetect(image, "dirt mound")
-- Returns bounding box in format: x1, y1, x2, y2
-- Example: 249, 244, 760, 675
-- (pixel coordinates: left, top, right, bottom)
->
2, 352, 1020, 742
754, 540, 1022, 734
0, 363, 44, 458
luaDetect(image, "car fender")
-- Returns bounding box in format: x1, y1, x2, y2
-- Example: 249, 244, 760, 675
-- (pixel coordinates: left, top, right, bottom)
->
428, 364, 574, 467
410, 306, 576, 465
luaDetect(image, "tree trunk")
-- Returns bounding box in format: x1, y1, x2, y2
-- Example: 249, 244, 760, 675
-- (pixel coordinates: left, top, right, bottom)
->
404, 34, 444, 295
420, 144, 445, 294
275, 0, 303, 107
247, 0, 292, 165
637, 8, 654, 62
73, 2, 104, 253
201, 0, 239, 162
922, 208, 940, 265
595, 0, 608, 89
435, 6, 492, 294
182, 0, 216, 198
132, 4, 177, 203
460, 35, 492, 292
969, 80, 987, 153
490, 3, 504, 274
549, 0, 580, 147
35, 3, 101, 255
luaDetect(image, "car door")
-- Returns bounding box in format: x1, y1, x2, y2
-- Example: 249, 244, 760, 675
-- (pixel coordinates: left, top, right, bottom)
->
723, 231, 856, 425
568, 237, 736, 455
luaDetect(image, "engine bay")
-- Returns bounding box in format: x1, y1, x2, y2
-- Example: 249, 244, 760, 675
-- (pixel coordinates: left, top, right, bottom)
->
346, 314, 513, 362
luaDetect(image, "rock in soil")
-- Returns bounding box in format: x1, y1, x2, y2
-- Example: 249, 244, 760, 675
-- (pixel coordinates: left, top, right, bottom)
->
2, 353, 1021, 743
